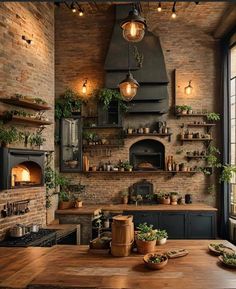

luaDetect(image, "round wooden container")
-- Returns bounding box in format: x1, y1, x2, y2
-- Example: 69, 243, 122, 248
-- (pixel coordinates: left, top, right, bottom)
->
111, 215, 134, 257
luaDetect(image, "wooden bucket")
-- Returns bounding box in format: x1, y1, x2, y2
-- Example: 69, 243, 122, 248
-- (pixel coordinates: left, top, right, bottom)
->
111, 241, 133, 257
111, 215, 134, 257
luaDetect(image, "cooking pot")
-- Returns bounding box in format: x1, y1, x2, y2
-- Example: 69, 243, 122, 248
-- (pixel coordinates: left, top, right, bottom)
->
10, 224, 26, 238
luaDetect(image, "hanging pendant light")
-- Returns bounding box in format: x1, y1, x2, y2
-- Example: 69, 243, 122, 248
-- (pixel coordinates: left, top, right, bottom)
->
119, 71, 139, 101
120, 6, 146, 43
119, 44, 139, 101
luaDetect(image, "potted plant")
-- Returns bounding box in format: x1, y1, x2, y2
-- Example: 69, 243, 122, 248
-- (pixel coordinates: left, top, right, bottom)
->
156, 230, 168, 245
136, 223, 157, 254
98, 88, 127, 112
120, 190, 129, 204
159, 193, 170, 205
70, 183, 86, 208
131, 194, 143, 206
219, 164, 236, 183
58, 191, 73, 210
176, 105, 192, 115
123, 161, 133, 172
170, 192, 179, 205
206, 112, 220, 123
0, 123, 19, 147
29, 131, 46, 149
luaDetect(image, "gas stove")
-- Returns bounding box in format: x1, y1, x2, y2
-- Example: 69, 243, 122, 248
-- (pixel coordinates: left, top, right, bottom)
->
0, 229, 57, 247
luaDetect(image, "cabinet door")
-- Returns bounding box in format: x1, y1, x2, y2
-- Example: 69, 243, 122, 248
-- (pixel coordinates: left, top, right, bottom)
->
124, 211, 159, 230
60, 116, 82, 172
187, 212, 216, 239
159, 212, 186, 239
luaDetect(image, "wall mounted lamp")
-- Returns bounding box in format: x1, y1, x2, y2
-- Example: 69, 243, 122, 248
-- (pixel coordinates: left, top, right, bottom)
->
22, 35, 32, 44
185, 80, 193, 95
82, 79, 88, 94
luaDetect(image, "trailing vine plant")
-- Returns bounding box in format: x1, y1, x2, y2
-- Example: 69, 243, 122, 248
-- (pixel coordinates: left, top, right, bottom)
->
98, 88, 127, 112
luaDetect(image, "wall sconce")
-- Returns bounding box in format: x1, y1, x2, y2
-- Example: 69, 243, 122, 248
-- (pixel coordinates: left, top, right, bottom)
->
184, 80, 193, 95
22, 35, 32, 44
82, 79, 88, 94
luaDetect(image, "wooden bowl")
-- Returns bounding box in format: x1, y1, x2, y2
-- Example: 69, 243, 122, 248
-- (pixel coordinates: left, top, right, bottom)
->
143, 253, 168, 270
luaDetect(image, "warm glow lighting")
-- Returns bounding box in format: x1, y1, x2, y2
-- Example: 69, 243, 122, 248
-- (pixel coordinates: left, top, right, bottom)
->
119, 72, 139, 102
185, 80, 193, 95
12, 166, 30, 182
157, 2, 162, 12
82, 79, 87, 94
121, 9, 146, 43
171, 12, 177, 19
79, 10, 83, 16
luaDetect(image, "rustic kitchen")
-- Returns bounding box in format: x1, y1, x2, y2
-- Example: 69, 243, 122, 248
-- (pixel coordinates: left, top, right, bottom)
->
0, 1, 236, 288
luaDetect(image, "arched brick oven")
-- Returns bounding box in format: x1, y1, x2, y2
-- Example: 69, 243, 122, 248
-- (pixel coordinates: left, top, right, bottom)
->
129, 139, 165, 171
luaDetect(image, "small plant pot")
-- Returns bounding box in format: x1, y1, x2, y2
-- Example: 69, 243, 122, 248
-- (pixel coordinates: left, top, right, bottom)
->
92, 166, 97, 172
101, 138, 107, 145
188, 110, 193, 114
171, 201, 178, 205
58, 201, 73, 210
74, 200, 83, 208
128, 168, 133, 172
161, 198, 170, 205
144, 127, 150, 134
136, 238, 156, 254
122, 196, 129, 205
181, 110, 188, 115
127, 128, 133, 134
187, 134, 193, 139
156, 238, 167, 245
119, 168, 125, 172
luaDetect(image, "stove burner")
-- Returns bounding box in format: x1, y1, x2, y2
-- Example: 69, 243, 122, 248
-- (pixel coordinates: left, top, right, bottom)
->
0, 229, 57, 247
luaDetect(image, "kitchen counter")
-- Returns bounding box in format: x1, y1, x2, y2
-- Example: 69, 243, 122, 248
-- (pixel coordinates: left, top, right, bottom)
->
56, 203, 217, 215
0, 240, 235, 289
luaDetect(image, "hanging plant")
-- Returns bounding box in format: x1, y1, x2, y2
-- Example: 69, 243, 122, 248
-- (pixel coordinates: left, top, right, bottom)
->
219, 165, 236, 183
55, 88, 83, 120
133, 46, 144, 68
98, 88, 127, 112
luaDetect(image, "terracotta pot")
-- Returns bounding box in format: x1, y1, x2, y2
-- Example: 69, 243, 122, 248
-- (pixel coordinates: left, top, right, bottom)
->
144, 127, 150, 134
92, 166, 97, 172
127, 128, 133, 134
161, 197, 170, 205
122, 196, 128, 205
74, 200, 83, 208
182, 110, 188, 115
136, 238, 156, 254
58, 201, 73, 210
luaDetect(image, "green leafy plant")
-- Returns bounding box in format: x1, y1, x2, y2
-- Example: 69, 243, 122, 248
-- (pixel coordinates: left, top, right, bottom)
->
133, 46, 144, 68
58, 191, 70, 202
176, 105, 192, 112
219, 165, 236, 183
0, 123, 19, 146
29, 132, 46, 147
55, 88, 83, 120
156, 229, 168, 241
98, 88, 127, 112
34, 97, 47, 105
122, 160, 133, 171
207, 112, 220, 122
136, 222, 157, 241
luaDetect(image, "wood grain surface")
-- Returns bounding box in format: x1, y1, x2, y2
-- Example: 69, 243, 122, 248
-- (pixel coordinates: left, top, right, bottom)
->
0, 240, 235, 289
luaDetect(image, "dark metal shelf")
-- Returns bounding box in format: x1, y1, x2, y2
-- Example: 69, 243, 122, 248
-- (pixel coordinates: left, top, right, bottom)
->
125, 133, 172, 142
0, 98, 51, 111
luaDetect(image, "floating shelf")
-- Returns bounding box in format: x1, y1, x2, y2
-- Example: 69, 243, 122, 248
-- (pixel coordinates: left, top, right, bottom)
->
0, 98, 51, 111
83, 126, 123, 129
176, 113, 207, 118
125, 133, 172, 142
186, 155, 207, 161
0, 113, 52, 127
83, 170, 198, 176
83, 144, 124, 150
185, 123, 215, 127
180, 138, 212, 141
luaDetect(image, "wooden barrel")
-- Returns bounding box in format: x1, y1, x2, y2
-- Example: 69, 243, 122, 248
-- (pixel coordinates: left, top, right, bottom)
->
111, 215, 134, 257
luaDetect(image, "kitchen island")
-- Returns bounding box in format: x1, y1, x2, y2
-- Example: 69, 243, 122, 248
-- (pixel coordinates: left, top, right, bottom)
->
0, 240, 235, 289
56, 204, 218, 243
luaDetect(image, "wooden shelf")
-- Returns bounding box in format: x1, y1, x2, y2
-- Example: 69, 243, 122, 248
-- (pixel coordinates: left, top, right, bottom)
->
125, 133, 172, 142
83, 126, 123, 129
180, 138, 212, 141
185, 123, 215, 127
83, 170, 198, 175
176, 113, 206, 118
83, 144, 124, 150
0, 98, 51, 111
0, 113, 52, 127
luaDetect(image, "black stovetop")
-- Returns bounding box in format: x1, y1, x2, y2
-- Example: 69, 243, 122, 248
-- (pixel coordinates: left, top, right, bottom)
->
0, 229, 57, 247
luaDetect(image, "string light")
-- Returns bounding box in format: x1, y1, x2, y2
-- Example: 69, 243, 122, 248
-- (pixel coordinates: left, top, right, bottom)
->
70, 2, 76, 13
171, 2, 177, 19
157, 2, 162, 12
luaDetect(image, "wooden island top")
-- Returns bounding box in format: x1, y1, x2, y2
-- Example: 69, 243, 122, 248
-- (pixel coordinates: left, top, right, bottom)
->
56, 203, 217, 216
0, 240, 235, 289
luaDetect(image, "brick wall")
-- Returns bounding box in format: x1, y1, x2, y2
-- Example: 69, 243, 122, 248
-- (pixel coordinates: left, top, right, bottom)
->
55, 4, 228, 207
0, 2, 54, 239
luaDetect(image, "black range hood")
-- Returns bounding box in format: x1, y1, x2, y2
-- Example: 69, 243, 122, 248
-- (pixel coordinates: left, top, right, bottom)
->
104, 4, 169, 114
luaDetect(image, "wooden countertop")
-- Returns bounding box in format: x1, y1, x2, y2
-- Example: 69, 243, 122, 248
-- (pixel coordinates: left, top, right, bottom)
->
0, 240, 235, 289
56, 203, 217, 215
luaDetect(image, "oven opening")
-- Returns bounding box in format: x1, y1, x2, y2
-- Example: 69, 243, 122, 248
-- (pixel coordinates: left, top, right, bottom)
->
11, 161, 42, 188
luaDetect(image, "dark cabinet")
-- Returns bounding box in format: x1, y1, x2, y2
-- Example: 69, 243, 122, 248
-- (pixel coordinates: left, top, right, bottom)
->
123, 210, 216, 239
124, 211, 159, 230
60, 116, 82, 172
187, 212, 216, 239
159, 212, 186, 239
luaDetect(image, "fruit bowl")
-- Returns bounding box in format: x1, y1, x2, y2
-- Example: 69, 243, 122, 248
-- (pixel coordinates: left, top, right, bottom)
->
143, 252, 168, 270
